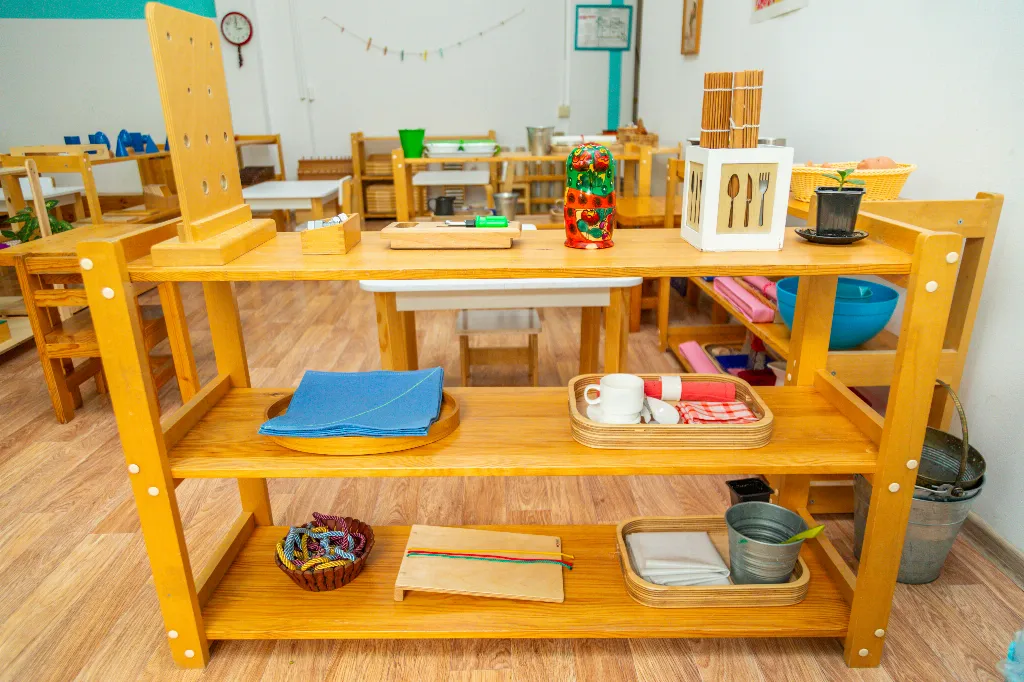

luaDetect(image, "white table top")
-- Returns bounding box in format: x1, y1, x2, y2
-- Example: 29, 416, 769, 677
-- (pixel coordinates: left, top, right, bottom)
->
3, 183, 84, 202
412, 170, 491, 187
359, 276, 642, 293
242, 180, 338, 200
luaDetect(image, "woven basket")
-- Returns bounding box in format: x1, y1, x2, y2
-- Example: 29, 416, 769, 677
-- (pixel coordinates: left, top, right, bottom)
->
617, 127, 659, 147
365, 154, 392, 176
790, 163, 916, 202
365, 184, 397, 214
275, 517, 375, 592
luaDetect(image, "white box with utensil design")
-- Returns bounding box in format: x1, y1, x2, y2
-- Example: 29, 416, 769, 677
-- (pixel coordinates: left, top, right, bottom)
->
681, 145, 793, 251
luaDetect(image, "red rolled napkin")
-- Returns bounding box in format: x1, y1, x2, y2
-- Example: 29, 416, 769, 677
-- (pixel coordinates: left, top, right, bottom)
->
644, 377, 736, 402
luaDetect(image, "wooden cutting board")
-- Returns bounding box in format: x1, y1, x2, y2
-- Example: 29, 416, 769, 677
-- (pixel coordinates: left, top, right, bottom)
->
380, 221, 521, 249
394, 525, 565, 603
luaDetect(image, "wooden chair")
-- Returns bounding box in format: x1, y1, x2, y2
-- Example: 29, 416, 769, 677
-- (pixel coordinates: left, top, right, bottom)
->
12, 221, 198, 423
457, 309, 541, 386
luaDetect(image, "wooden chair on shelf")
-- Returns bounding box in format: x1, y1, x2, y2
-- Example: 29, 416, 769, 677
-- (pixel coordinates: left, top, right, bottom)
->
12, 218, 198, 423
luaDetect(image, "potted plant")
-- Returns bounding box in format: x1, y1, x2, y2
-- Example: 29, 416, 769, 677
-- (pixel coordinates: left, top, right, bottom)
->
815, 168, 865, 235
2, 200, 74, 244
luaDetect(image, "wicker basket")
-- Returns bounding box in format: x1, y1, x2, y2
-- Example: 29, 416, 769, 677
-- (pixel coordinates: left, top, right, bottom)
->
275, 516, 375, 592
365, 184, 397, 214
365, 154, 392, 176
790, 163, 916, 202
617, 126, 659, 148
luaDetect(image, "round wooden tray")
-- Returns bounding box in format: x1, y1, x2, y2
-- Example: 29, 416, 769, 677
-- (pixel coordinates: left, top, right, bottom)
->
263, 391, 460, 455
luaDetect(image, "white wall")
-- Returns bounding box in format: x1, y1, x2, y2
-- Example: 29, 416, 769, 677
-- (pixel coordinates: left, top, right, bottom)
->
639, 0, 1024, 550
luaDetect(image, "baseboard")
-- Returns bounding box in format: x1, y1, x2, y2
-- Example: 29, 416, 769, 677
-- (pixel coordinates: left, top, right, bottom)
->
961, 512, 1024, 590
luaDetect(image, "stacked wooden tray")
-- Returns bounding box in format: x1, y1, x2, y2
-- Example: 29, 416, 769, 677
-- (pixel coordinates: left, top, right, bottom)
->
568, 373, 773, 449
365, 184, 397, 214
381, 221, 522, 250
365, 153, 392, 176
616, 516, 810, 608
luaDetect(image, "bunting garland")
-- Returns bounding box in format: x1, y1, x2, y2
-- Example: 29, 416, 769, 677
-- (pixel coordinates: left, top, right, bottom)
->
321, 9, 525, 62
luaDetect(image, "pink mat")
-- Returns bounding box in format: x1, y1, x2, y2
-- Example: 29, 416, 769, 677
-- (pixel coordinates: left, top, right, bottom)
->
714, 277, 775, 323
743, 275, 777, 301
678, 340, 720, 374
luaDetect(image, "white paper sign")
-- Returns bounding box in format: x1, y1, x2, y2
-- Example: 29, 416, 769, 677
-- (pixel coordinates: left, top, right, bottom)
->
575, 5, 632, 50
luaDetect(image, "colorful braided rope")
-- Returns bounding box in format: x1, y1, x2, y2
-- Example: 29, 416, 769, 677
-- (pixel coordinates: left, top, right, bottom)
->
276, 515, 368, 572
406, 550, 573, 570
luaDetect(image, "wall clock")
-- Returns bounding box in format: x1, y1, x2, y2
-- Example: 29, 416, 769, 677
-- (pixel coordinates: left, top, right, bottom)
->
220, 11, 252, 67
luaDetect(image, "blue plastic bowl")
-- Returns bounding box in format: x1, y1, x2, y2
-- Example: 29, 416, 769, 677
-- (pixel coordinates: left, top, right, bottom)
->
776, 277, 899, 350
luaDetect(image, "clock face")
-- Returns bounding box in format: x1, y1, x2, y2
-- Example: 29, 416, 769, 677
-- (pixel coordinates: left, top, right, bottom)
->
221, 12, 252, 46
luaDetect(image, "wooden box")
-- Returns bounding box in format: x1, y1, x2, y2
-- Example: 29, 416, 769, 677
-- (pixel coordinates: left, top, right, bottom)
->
300, 213, 362, 255
681, 145, 794, 251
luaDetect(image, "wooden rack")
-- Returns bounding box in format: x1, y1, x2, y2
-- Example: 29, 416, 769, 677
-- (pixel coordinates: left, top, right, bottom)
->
351, 131, 497, 219
661, 158, 1003, 512
79, 220, 959, 670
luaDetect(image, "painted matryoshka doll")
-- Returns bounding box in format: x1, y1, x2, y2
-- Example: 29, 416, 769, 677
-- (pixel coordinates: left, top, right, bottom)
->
563, 143, 616, 249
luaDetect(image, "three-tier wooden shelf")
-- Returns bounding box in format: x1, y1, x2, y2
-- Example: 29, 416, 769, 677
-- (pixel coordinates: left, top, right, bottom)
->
79, 3, 965, 671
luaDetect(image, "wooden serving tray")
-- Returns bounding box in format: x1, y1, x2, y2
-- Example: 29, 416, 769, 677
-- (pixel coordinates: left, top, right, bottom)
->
262, 391, 460, 455
616, 516, 809, 608
568, 373, 773, 449
380, 221, 521, 249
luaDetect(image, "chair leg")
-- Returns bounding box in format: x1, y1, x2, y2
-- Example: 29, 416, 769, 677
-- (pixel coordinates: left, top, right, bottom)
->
459, 336, 471, 386
528, 334, 539, 386
657, 277, 671, 352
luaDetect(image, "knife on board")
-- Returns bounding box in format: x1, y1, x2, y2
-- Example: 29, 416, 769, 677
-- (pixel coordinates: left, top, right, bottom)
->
745, 174, 753, 227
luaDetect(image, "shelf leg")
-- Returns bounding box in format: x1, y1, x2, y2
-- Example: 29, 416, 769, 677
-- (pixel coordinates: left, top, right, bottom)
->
392, 148, 413, 222
579, 306, 601, 374
403, 310, 419, 371
844, 231, 961, 668
785, 275, 837, 387
204, 281, 274, 526
604, 287, 629, 372
158, 282, 200, 401
78, 240, 209, 668
656, 277, 671, 352
374, 292, 411, 371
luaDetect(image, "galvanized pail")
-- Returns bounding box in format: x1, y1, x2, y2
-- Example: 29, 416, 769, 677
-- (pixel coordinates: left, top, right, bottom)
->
493, 192, 518, 221
725, 502, 807, 584
526, 126, 554, 156
853, 475, 982, 584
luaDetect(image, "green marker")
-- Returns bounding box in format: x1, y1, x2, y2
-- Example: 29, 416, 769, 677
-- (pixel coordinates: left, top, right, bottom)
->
444, 216, 509, 228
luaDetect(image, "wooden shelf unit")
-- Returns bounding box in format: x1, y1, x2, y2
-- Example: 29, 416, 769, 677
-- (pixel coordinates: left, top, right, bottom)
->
77, 217, 961, 670
202, 524, 849, 640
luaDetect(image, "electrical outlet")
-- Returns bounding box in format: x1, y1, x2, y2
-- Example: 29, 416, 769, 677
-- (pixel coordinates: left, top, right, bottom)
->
557, 104, 571, 118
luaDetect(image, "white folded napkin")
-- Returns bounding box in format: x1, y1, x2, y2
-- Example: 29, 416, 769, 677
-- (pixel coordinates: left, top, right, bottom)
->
625, 531, 730, 586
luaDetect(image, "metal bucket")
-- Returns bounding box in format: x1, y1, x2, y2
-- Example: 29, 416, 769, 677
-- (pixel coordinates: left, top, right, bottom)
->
918, 381, 985, 494
725, 502, 807, 584
526, 126, 554, 156
853, 475, 982, 584
493, 192, 518, 220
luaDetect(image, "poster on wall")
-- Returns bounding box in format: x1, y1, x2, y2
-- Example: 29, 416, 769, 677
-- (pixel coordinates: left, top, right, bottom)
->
681, 0, 703, 55
575, 5, 633, 51
752, 0, 808, 23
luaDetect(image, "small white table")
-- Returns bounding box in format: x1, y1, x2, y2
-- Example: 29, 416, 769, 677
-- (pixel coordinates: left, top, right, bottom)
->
360, 268, 642, 374
242, 180, 340, 225
412, 170, 491, 187
3, 178, 86, 222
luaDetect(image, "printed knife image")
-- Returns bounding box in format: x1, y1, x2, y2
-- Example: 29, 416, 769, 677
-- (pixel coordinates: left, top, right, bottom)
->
745, 174, 753, 227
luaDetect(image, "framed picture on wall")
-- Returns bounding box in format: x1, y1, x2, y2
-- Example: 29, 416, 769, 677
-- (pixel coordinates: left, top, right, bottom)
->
752, 0, 808, 23
575, 5, 633, 51
681, 0, 703, 54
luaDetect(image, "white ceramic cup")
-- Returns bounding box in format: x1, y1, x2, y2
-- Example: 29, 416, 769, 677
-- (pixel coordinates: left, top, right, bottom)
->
583, 374, 644, 422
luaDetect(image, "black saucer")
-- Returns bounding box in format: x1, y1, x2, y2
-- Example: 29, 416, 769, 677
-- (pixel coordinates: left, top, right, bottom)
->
795, 228, 869, 245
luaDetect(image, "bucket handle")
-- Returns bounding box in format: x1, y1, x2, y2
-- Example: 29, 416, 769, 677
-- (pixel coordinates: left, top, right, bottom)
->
935, 380, 969, 485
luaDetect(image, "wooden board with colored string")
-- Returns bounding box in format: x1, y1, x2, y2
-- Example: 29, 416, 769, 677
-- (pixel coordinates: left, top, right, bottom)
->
394, 525, 567, 603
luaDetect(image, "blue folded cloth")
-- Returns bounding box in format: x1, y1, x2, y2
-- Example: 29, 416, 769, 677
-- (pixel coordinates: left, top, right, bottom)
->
259, 368, 445, 438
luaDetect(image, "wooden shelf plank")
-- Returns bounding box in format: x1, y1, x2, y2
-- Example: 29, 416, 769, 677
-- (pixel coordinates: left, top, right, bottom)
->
126, 229, 914, 283
167, 387, 878, 479
202, 525, 850, 640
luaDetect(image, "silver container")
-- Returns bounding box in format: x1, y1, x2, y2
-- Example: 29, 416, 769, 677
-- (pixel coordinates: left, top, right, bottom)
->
526, 126, 554, 156
853, 474, 982, 584
493, 192, 518, 221
758, 137, 787, 147
725, 501, 807, 584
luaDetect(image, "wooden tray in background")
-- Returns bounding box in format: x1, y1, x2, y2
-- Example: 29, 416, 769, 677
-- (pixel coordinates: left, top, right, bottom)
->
616, 516, 809, 608
262, 390, 459, 455
381, 221, 521, 249
568, 373, 773, 449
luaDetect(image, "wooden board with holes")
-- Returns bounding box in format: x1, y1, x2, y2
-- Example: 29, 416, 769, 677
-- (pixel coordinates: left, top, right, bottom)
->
394, 525, 565, 603
380, 222, 522, 250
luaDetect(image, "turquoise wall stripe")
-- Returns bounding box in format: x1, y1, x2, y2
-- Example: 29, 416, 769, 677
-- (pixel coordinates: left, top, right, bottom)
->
606, 0, 625, 131
0, 1, 216, 19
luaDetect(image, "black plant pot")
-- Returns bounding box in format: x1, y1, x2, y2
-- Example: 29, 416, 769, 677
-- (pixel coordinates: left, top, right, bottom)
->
815, 186, 865, 235
726, 477, 774, 506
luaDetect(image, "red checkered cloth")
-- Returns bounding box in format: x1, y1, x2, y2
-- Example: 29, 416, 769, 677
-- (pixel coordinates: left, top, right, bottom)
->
676, 401, 758, 425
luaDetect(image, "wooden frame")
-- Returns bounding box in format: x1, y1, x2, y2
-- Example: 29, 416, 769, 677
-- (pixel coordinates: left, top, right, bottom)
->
234, 134, 286, 181
681, 0, 703, 55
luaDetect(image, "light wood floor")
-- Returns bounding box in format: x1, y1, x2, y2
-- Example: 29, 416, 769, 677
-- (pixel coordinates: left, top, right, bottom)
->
0, 279, 1020, 682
